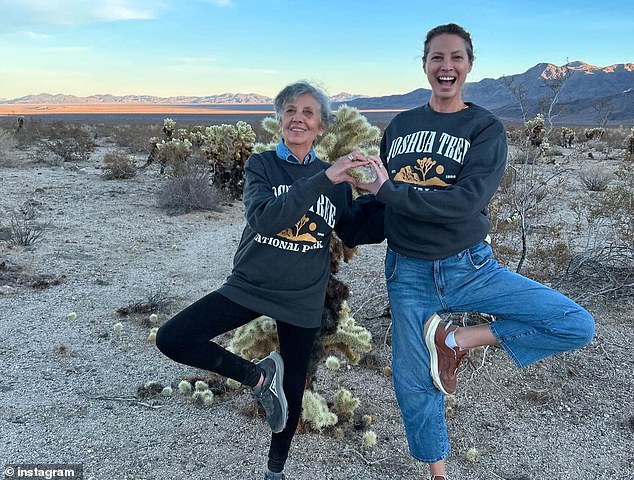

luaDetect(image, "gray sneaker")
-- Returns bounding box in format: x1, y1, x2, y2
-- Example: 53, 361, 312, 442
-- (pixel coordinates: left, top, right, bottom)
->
263, 469, 286, 480
252, 351, 288, 433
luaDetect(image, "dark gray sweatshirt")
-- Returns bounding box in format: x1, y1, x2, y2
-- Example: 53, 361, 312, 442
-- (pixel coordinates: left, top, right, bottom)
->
218, 150, 384, 328
377, 103, 507, 260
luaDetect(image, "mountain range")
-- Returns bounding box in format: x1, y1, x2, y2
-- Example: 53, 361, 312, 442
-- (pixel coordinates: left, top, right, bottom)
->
2, 62, 632, 124
344, 61, 633, 125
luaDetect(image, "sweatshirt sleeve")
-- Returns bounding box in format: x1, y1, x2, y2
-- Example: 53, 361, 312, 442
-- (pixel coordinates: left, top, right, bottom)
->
335, 188, 386, 247
377, 118, 507, 223
243, 153, 335, 236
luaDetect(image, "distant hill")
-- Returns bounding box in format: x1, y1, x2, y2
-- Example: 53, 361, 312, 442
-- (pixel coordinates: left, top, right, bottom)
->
344, 61, 634, 125
1, 92, 368, 105
2, 62, 632, 124
2, 92, 275, 105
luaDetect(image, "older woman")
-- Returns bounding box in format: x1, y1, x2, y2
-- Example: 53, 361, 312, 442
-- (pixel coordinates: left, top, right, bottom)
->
156, 81, 384, 480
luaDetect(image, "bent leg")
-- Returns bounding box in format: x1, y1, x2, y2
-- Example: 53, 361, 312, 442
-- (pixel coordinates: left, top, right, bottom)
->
443, 244, 595, 367
156, 291, 262, 387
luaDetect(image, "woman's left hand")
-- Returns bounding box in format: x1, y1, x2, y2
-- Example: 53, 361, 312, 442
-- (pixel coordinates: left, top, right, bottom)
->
325, 151, 370, 185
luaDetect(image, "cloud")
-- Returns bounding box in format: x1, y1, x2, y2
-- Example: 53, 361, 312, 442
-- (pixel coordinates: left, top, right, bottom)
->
2, 0, 164, 25
43, 46, 90, 54
198, 0, 234, 6
1, 31, 54, 40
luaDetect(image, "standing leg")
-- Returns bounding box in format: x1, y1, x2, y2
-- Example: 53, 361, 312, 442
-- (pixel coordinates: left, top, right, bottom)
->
266, 321, 319, 474
384, 248, 450, 465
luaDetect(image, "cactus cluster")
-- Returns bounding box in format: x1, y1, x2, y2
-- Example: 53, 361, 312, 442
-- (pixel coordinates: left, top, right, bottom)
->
200, 121, 256, 199
560, 127, 575, 147
154, 137, 193, 175
584, 127, 605, 140
524, 114, 546, 147
148, 118, 256, 198
322, 300, 372, 364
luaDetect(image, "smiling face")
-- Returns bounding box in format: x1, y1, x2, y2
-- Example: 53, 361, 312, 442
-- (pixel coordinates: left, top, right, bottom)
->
279, 93, 324, 160
423, 33, 473, 112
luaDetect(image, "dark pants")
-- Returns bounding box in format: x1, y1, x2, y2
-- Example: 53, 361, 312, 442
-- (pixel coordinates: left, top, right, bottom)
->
156, 291, 319, 473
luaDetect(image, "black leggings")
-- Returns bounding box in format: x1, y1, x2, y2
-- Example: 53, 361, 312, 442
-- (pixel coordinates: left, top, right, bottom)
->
156, 291, 319, 473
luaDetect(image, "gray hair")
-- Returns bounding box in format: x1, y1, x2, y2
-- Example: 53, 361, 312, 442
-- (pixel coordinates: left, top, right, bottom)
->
273, 81, 333, 129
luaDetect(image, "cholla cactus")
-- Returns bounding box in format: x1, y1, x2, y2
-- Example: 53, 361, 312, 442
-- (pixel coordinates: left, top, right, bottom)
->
524, 114, 545, 147
184, 125, 207, 147
584, 127, 605, 140
194, 380, 209, 392
202, 121, 256, 199
301, 390, 338, 431
147, 327, 159, 344
322, 300, 372, 364
178, 380, 193, 395
361, 430, 377, 449
333, 388, 360, 419
155, 138, 193, 175
163, 118, 176, 139
466, 447, 480, 463
561, 127, 575, 147
315, 105, 380, 162
227, 315, 279, 361
253, 117, 280, 153
150, 119, 255, 195
325, 355, 341, 371
192, 388, 214, 407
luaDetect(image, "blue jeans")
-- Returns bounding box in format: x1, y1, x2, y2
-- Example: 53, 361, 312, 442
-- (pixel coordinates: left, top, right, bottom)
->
385, 242, 594, 463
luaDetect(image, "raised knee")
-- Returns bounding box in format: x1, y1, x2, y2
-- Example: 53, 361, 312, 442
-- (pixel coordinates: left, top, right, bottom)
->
569, 309, 595, 348
155, 325, 175, 358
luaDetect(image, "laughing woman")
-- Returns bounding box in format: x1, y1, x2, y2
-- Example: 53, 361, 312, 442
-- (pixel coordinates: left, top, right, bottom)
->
359, 23, 594, 480
156, 81, 384, 480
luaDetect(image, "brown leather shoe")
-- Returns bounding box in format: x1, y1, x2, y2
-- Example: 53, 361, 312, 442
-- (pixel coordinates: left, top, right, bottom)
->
424, 314, 468, 395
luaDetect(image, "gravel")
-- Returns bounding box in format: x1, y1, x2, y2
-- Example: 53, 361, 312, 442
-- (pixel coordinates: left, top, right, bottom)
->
1, 152, 632, 480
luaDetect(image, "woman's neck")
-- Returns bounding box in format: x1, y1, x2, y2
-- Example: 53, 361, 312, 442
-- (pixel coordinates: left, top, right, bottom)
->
428, 96, 468, 113
289, 146, 311, 163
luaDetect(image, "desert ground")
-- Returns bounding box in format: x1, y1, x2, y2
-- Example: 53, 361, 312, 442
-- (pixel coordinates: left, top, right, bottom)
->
0, 117, 632, 480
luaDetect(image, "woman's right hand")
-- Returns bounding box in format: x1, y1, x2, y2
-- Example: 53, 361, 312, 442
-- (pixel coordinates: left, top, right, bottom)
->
357, 155, 388, 194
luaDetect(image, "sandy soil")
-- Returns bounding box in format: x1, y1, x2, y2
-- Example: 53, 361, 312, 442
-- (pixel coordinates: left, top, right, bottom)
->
0, 143, 632, 480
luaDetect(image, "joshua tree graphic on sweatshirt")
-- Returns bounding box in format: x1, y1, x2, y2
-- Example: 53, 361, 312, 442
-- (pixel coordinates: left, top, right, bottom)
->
277, 215, 318, 243
394, 157, 450, 187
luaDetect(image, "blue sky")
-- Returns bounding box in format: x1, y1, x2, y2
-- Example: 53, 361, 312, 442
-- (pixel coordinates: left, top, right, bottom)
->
0, 0, 632, 100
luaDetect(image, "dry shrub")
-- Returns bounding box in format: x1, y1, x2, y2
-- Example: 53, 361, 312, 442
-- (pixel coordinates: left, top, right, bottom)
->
156, 167, 224, 215
555, 164, 634, 301
580, 166, 613, 191
7, 209, 49, 246
117, 287, 177, 318
102, 151, 137, 179
97, 123, 161, 153
38, 123, 96, 163
0, 128, 18, 166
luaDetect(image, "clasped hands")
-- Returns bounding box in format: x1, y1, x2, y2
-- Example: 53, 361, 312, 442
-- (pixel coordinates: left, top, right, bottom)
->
325, 151, 388, 195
